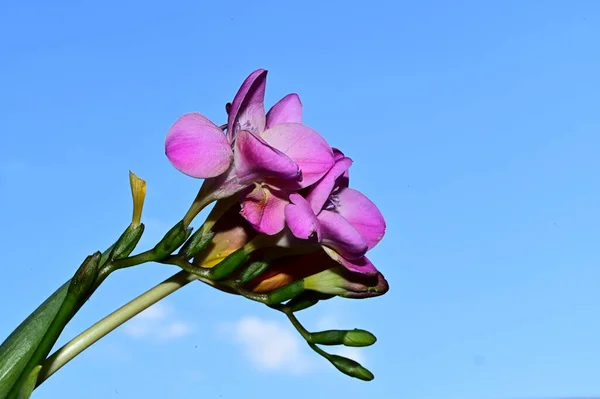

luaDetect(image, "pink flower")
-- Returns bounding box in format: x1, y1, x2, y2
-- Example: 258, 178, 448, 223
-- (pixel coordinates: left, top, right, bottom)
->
284, 151, 386, 275
165, 70, 334, 215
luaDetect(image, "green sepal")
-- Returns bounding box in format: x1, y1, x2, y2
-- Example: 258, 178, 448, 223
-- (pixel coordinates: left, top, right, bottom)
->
237, 261, 269, 284
178, 230, 214, 260
208, 248, 249, 281
267, 280, 305, 305
110, 223, 145, 260
153, 221, 192, 257
328, 355, 374, 381
15, 366, 41, 399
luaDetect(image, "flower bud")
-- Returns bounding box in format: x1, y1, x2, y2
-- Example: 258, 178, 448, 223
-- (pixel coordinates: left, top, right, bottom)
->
310, 329, 376, 347
284, 292, 322, 312
194, 206, 256, 268
153, 221, 192, 257
328, 355, 374, 381
303, 268, 389, 299
266, 280, 305, 305
237, 261, 269, 284
208, 248, 249, 281
178, 230, 214, 259
68, 251, 101, 299
110, 224, 145, 260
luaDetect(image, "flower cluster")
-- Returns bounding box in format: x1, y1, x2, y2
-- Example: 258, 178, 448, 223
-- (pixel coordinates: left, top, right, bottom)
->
165, 69, 388, 301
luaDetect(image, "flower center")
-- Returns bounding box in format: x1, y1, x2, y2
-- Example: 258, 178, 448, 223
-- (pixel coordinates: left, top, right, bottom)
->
324, 194, 340, 211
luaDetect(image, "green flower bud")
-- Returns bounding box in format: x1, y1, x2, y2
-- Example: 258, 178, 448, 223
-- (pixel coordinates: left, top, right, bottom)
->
237, 261, 269, 284
68, 251, 101, 299
304, 268, 389, 299
310, 329, 376, 347
285, 292, 321, 312
342, 329, 377, 347
329, 355, 374, 381
266, 280, 305, 305
153, 221, 192, 257
110, 223, 145, 260
178, 230, 214, 259
208, 248, 249, 281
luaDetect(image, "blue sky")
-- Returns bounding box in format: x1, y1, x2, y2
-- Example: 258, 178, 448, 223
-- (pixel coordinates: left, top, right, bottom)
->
1, 1, 600, 398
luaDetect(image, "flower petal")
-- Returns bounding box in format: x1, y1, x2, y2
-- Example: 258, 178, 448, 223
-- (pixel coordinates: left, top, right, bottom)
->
266, 93, 303, 129
284, 193, 321, 240
332, 148, 350, 187
335, 188, 386, 250
322, 247, 379, 276
318, 210, 368, 259
247, 251, 331, 294
165, 113, 233, 178
194, 205, 257, 268
227, 69, 267, 142
305, 156, 353, 213
261, 123, 334, 188
303, 266, 388, 298
234, 130, 301, 184
240, 184, 289, 235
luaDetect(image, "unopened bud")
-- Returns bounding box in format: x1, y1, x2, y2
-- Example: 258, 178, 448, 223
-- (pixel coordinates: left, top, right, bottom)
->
68, 252, 101, 299
154, 221, 192, 257
178, 230, 214, 259
310, 329, 376, 347
110, 224, 145, 260
329, 355, 374, 381
285, 292, 322, 312
208, 248, 249, 281
266, 280, 305, 305
237, 261, 269, 284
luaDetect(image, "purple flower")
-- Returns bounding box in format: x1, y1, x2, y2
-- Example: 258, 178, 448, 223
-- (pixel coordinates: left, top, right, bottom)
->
284, 151, 386, 275
165, 69, 334, 213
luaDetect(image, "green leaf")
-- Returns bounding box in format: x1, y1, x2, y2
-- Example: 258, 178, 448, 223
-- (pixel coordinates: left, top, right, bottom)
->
0, 282, 68, 399
16, 366, 41, 399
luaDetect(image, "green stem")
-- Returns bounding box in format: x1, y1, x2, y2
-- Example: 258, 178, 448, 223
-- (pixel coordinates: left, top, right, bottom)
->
281, 309, 331, 359
36, 270, 199, 388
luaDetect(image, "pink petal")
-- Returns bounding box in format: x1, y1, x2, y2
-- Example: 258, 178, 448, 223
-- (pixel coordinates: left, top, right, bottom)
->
332, 148, 345, 161
227, 69, 267, 142
322, 247, 379, 276
240, 184, 289, 235
336, 188, 386, 250
318, 210, 368, 259
305, 156, 352, 213
234, 130, 301, 185
261, 123, 334, 188
165, 113, 233, 178
332, 148, 350, 186
284, 193, 321, 240
266, 93, 303, 129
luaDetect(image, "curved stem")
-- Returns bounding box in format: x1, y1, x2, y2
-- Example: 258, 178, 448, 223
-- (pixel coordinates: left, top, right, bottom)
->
36, 270, 199, 387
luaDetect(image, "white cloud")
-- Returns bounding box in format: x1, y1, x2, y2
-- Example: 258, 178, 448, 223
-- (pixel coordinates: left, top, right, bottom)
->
221, 314, 369, 375
223, 316, 315, 374
122, 303, 193, 342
